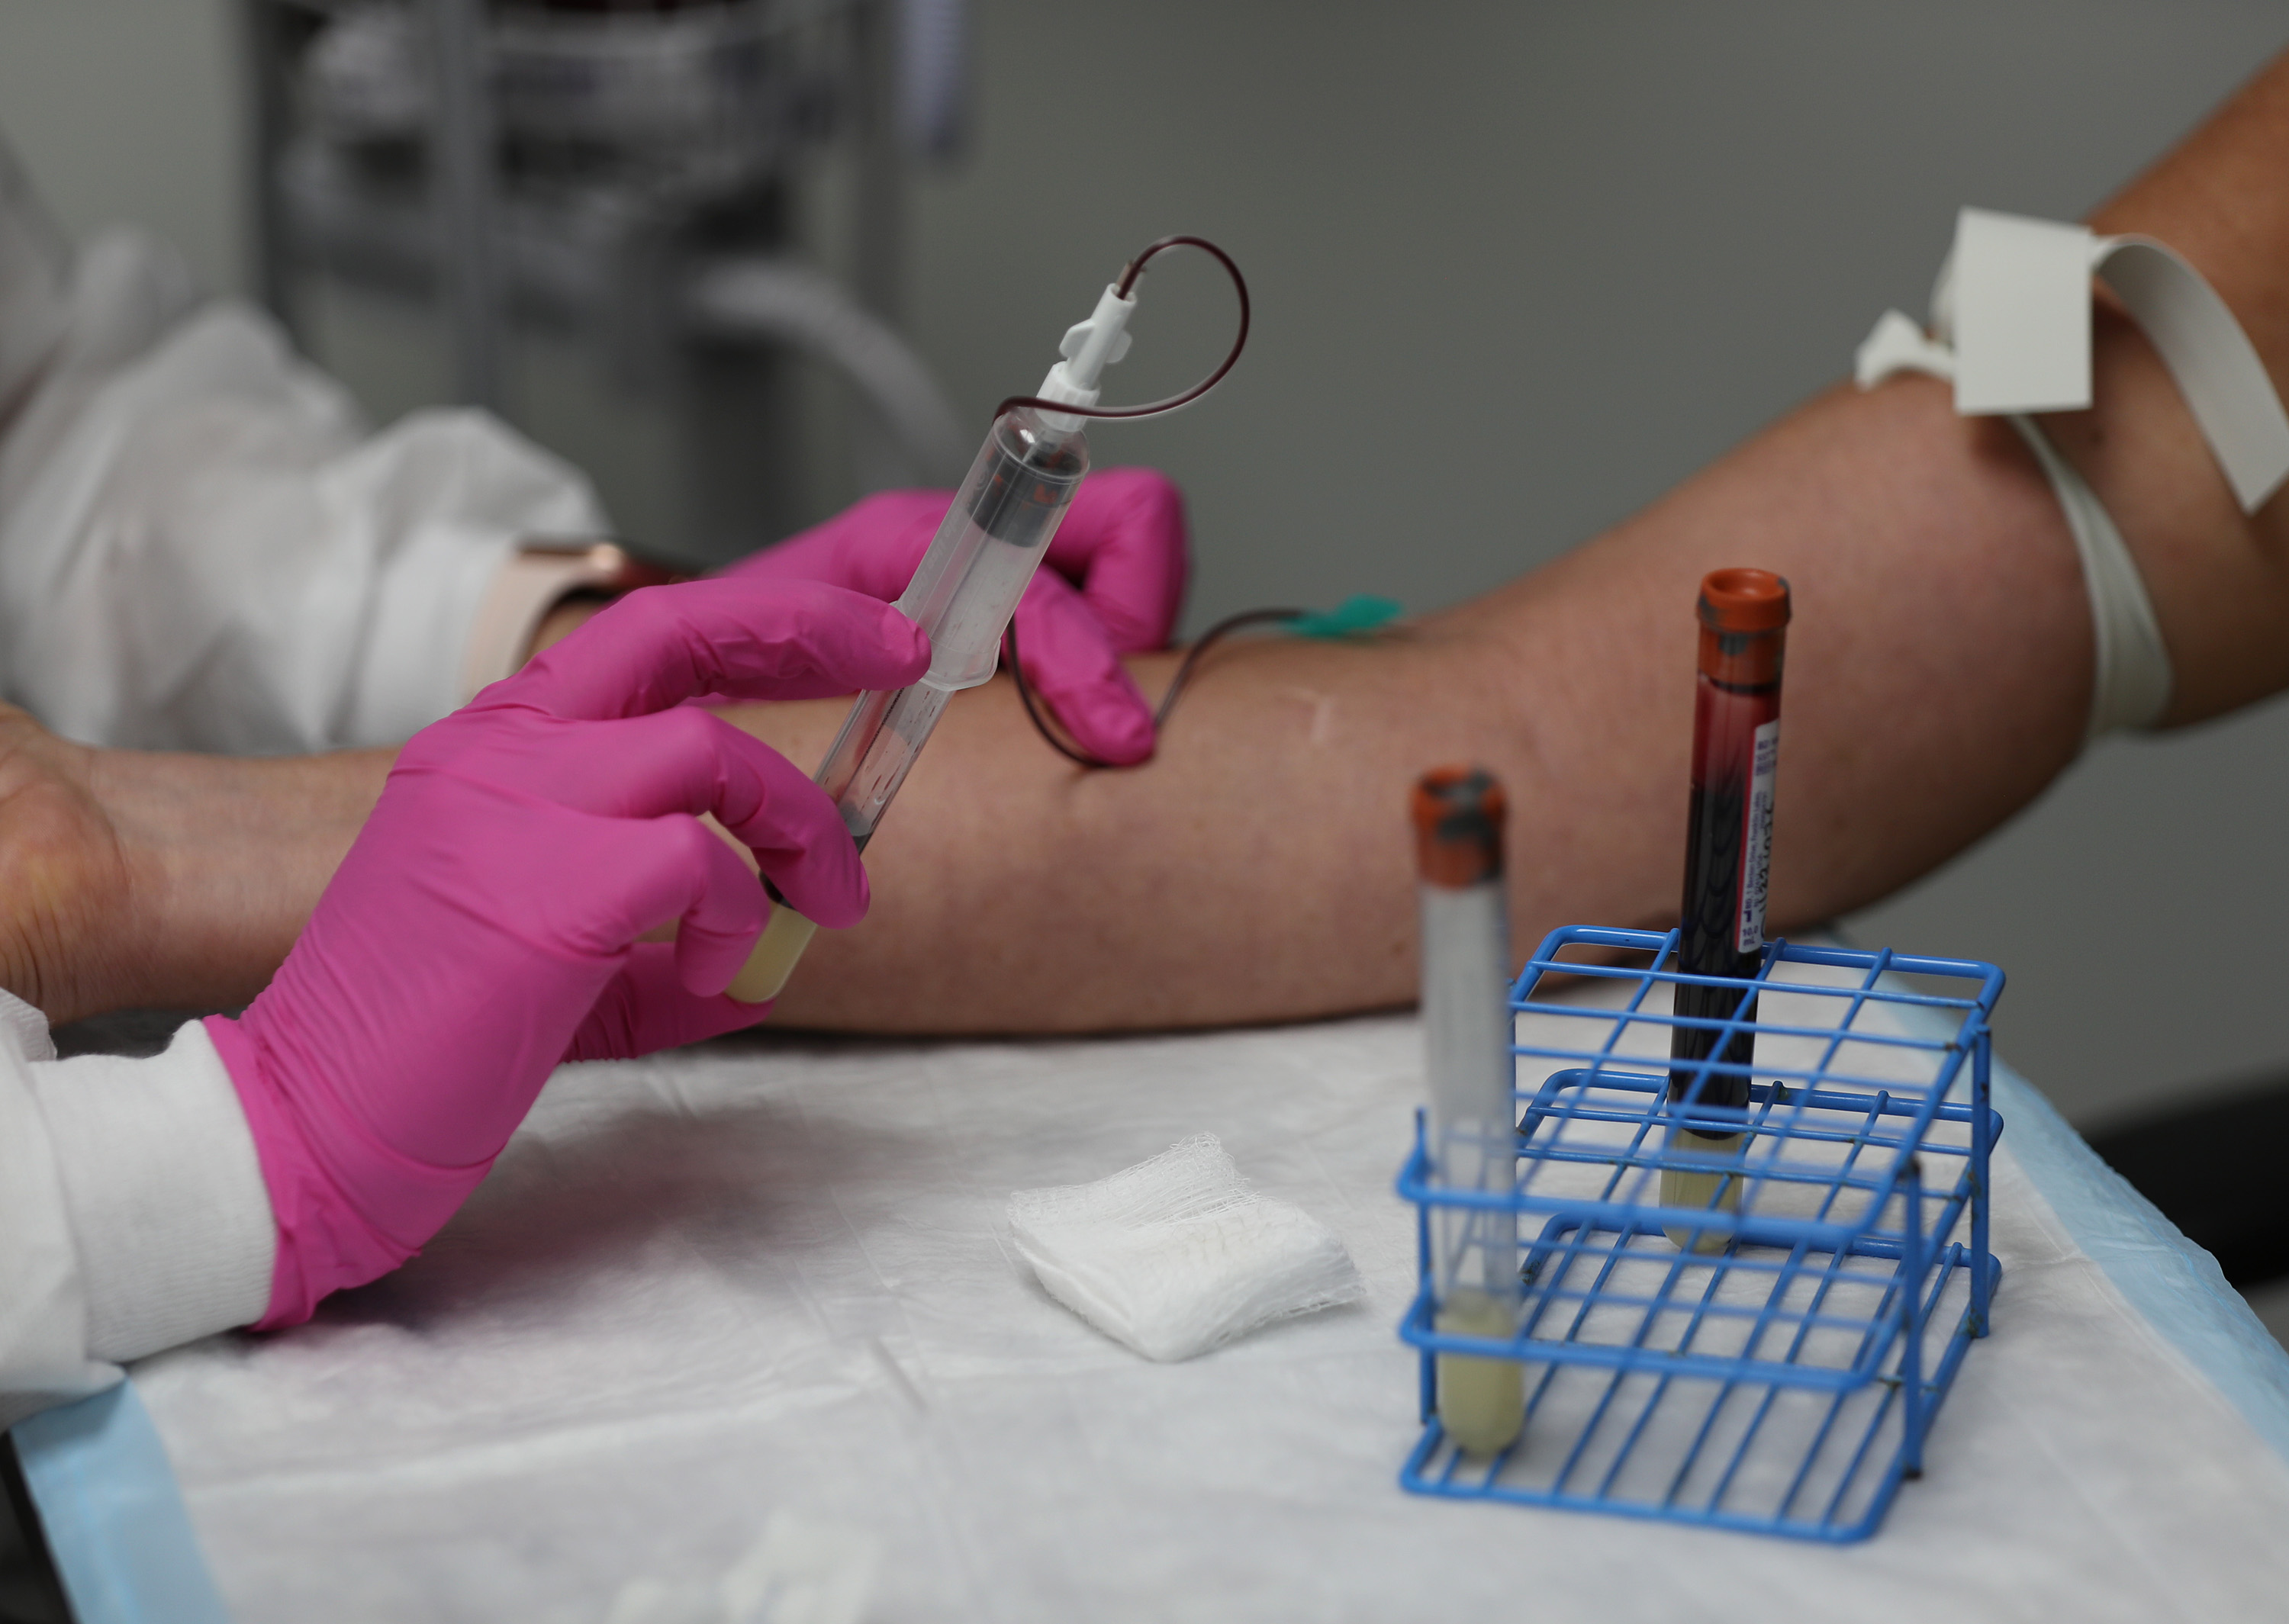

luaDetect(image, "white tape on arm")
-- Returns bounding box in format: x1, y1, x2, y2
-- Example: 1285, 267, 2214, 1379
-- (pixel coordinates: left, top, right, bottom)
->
1945, 210, 2096, 414
1856, 207, 2289, 735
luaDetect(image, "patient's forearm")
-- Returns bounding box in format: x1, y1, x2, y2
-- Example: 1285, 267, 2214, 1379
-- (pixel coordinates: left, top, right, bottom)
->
0, 712, 389, 1024
98, 745, 392, 1014
749, 54, 2289, 1033
738, 376, 2091, 1032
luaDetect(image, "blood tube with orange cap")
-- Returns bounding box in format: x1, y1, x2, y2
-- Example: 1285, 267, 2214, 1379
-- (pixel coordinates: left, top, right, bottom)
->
1414, 766, 1524, 1456
1662, 568, 1791, 1253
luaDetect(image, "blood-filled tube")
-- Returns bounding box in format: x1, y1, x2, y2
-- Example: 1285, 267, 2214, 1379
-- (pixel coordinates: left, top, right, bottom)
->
1415, 766, 1524, 1457
1662, 569, 1790, 1253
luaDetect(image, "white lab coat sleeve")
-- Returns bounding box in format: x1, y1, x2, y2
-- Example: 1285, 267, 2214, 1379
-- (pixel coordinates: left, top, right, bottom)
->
0, 998, 111, 1432
0, 996, 275, 1429
0, 214, 611, 754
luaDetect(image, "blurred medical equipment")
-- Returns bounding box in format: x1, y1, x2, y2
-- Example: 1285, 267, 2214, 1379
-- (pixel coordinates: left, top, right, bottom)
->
245, 0, 971, 562
1413, 767, 1525, 1458
1856, 207, 2289, 737
0, 2, 975, 754
723, 233, 1250, 1001
1006, 1134, 1363, 1362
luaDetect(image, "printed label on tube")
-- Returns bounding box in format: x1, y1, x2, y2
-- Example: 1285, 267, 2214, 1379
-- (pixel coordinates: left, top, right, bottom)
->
1735, 720, 1779, 954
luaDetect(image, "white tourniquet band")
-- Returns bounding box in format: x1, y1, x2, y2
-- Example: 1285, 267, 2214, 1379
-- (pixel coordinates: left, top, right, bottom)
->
1856, 207, 2289, 737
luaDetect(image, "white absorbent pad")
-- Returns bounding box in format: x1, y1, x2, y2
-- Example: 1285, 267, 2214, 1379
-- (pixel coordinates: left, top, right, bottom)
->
1007, 1134, 1363, 1362
123, 1006, 2289, 1623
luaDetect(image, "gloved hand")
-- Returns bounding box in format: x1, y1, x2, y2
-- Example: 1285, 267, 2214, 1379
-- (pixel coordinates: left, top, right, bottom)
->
722, 466, 1188, 764
204, 578, 929, 1328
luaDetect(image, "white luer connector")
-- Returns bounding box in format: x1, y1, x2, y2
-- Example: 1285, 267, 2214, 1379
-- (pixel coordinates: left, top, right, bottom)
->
1035, 282, 1139, 427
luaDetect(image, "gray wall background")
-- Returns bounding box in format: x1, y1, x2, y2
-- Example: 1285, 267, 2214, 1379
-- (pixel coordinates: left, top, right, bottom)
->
5, 1, 2289, 1128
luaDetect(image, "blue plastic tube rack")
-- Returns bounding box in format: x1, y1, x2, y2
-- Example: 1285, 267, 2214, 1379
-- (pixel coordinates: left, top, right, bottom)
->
1395, 926, 2006, 1542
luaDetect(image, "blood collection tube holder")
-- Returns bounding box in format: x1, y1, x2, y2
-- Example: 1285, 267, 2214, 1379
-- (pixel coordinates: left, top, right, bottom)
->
1394, 925, 2005, 1543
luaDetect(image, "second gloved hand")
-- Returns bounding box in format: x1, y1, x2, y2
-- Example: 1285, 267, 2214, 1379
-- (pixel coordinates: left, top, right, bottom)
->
722, 466, 1188, 764
205, 578, 929, 1329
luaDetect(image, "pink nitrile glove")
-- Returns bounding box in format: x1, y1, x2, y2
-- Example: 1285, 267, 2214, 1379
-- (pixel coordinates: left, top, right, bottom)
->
207, 578, 929, 1329
721, 466, 1190, 764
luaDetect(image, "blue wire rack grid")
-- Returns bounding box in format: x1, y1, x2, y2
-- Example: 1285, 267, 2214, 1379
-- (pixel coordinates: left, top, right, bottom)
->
1395, 926, 2006, 1542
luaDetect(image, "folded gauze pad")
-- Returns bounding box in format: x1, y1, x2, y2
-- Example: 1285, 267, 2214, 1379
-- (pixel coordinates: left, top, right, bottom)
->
1006, 1134, 1365, 1362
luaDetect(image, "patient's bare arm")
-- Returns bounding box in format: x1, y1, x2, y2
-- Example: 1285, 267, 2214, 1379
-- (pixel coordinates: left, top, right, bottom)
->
741, 375, 2092, 1031
9, 53, 2289, 1031
754, 50, 2289, 1031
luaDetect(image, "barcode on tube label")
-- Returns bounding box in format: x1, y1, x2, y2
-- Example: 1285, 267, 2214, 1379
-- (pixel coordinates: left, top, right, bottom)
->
1737, 719, 1779, 953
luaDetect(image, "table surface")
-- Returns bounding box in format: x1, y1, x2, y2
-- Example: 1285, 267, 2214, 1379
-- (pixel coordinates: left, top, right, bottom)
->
85, 985, 2289, 1624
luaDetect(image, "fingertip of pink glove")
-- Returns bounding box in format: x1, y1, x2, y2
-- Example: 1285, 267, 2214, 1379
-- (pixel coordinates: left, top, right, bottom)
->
1055, 468, 1190, 653
663, 817, 776, 997
758, 579, 932, 693
771, 848, 872, 931
564, 945, 773, 1062
1050, 672, 1157, 765
868, 597, 933, 684
1011, 583, 1159, 765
